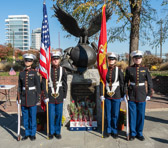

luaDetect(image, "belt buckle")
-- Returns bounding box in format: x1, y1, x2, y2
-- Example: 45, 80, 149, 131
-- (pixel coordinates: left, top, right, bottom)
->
51, 93, 59, 98
107, 91, 115, 97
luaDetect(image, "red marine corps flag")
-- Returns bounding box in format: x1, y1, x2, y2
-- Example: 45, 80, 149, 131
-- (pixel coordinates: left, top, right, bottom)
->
97, 4, 108, 85
97, 4, 108, 138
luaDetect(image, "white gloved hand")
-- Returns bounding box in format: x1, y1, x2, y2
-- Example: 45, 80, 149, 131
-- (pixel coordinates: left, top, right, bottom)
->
44, 98, 49, 104
63, 98, 66, 102
100, 96, 105, 102
146, 96, 151, 101
120, 98, 124, 102
16, 100, 21, 105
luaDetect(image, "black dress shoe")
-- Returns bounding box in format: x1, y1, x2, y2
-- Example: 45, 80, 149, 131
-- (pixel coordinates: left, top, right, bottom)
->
105, 133, 111, 138
49, 134, 54, 140
111, 133, 118, 139
129, 136, 135, 141
136, 135, 145, 141
30, 136, 36, 141
55, 134, 62, 139
21, 136, 29, 141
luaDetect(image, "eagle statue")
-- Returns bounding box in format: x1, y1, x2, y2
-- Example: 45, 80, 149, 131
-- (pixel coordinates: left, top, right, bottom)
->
53, 3, 112, 73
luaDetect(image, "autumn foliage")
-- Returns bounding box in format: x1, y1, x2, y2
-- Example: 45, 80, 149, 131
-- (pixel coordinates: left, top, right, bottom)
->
0, 45, 13, 59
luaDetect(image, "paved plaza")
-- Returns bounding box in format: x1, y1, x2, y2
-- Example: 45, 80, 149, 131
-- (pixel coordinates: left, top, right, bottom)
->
0, 93, 168, 148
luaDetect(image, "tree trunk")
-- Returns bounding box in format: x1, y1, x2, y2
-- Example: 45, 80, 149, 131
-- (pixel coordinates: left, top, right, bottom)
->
129, 0, 142, 65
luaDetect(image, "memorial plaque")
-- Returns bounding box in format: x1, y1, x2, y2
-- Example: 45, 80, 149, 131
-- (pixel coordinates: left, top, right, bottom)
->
71, 82, 96, 102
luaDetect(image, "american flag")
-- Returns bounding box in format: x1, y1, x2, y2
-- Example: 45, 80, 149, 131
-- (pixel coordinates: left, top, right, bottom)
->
39, 1, 50, 79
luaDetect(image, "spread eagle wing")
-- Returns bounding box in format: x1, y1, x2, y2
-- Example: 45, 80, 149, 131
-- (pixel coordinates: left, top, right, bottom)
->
87, 6, 112, 37
53, 4, 81, 37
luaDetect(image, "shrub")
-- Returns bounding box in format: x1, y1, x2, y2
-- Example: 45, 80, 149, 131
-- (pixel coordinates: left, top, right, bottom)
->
13, 63, 24, 71
0, 63, 5, 70
116, 61, 128, 71
142, 55, 162, 69
3, 63, 13, 71
2, 62, 24, 72
6, 56, 14, 63
159, 62, 168, 71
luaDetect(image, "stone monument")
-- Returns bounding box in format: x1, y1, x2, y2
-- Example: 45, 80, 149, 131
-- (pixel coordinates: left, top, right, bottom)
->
53, 4, 112, 129
63, 69, 103, 127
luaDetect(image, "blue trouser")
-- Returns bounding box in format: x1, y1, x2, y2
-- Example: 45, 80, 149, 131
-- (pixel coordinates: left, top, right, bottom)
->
105, 98, 121, 134
21, 106, 37, 136
49, 103, 63, 135
128, 101, 146, 137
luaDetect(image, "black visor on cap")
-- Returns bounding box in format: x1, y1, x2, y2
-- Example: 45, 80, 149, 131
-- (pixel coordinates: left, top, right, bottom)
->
25, 58, 33, 62
52, 56, 60, 59
133, 55, 142, 58
108, 57, 116, 60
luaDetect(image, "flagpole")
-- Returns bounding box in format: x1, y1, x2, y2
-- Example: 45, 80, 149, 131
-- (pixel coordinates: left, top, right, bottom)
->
46, 80, 49, 139
43, 0, 49, 139
102, 1, 106, 138
102, 82, 105, 138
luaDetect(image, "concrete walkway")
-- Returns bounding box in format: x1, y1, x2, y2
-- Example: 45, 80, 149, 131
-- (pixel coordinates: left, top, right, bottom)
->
0, 110, 168, 148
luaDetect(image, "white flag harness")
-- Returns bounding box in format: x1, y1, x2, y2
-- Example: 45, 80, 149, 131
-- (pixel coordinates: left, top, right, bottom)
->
106, 66, 119, 97
49, 66, 63, 98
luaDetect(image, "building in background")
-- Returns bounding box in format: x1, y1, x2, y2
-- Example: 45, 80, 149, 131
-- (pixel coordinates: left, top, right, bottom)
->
31, 28, 41, 50
5, 15, 30, 51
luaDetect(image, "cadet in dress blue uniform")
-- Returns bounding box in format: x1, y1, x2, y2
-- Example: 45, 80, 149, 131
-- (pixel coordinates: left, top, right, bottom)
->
100, 52, 124, 139
124, 50, 153, 141
42, 51, 67, 140
17, 53, 41, 141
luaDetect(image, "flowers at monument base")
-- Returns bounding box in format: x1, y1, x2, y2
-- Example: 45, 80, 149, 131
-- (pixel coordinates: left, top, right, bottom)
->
69, 99, 97, 131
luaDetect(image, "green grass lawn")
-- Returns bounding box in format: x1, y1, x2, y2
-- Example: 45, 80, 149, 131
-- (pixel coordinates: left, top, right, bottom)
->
151, 71, 168, 76
0, 72, 19, 76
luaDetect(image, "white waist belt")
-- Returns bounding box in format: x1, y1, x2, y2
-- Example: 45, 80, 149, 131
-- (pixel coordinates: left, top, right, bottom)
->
23, 86, 36, 90
130, 82, 145, 86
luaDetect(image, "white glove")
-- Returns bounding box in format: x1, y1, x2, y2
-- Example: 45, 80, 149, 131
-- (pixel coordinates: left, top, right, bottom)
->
16, 100, 21, 105
146, 96, 150, 101
63, 98, 66, 102
100, 96, 105, 102
44, 98, 49, 104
